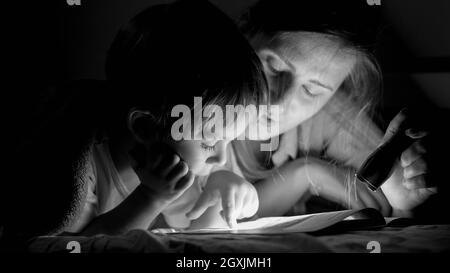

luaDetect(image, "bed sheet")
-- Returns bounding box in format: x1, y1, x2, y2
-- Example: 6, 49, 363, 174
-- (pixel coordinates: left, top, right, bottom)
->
27, 225, 450, 253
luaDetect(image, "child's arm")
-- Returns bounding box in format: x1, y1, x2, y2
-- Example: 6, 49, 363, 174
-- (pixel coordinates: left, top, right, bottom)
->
186, 170, 258, 229
79, 148, 194, 236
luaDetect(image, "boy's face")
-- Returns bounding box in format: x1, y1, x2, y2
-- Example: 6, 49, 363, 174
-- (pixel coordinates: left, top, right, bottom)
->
168, 112, 249, 176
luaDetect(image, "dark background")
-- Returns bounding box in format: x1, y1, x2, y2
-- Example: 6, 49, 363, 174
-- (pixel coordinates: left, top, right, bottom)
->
4, 0, 450, 221
7, 0, 450, 128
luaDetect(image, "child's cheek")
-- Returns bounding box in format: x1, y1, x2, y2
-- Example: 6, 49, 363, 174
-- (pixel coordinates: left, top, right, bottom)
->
169, 140, 213, 176
188, 156, 212, 176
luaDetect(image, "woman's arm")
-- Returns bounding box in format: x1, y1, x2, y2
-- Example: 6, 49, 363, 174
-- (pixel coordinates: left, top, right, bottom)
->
320, 108, 435, 217
255, 157, 391, 217
296, 103, 392, 216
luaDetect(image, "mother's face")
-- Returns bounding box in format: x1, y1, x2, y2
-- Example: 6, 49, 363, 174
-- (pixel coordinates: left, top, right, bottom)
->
255, 33, 356, 139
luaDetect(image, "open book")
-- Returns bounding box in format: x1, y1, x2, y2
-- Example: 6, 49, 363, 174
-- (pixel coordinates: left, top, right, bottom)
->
152, 208, 414, 235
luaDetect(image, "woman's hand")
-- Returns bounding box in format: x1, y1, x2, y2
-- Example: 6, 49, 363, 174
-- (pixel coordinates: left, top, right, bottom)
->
186, 171, 259, 228
380, 113, 437, 216
130, 143, 195, 205
381, 133, 437, 216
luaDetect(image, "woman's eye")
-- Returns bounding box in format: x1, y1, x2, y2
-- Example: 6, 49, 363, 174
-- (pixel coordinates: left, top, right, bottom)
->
200, 143, 215, 152
302, 85, 321, 98
267, 58, 281, 76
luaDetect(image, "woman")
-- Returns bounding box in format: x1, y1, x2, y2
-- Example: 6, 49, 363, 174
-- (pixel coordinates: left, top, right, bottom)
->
186, 0, 436, 227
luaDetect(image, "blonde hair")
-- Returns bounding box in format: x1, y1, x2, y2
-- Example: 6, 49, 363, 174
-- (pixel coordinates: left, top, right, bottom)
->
233, 30, 383, 183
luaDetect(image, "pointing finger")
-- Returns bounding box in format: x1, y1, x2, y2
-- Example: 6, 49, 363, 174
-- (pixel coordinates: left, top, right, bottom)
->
186, 190, 219, 220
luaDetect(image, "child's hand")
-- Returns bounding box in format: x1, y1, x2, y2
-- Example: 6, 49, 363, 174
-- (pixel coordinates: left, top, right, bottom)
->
381, 115, 437, 216
129, 143, 195, 204
186, 171, 259, 228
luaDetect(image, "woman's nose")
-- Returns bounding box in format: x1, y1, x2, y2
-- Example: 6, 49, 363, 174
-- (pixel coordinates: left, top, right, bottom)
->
206, 142, 227, 166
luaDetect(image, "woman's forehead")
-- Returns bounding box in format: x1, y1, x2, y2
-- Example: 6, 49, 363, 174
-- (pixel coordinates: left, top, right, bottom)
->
293, 48, 355, 73
273, 32, 343, 62
276, 34, 356, 82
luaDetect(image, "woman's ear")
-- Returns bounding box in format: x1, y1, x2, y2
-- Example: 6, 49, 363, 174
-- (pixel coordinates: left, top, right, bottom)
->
257, 49, 292, 76
127, 109, 158, 144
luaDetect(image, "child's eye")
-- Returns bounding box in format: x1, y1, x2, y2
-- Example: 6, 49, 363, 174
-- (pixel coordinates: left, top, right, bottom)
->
200, 143, 216, 152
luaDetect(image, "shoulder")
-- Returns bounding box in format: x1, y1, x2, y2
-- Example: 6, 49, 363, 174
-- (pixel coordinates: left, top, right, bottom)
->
8, 126, 98, 237
4, 81, 109, 237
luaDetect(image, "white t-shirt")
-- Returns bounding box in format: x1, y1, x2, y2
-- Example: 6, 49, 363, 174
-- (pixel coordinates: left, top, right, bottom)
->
66, 142, 206, 233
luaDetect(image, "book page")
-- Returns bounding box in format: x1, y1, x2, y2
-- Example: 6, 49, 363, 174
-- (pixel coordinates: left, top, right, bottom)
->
152, 209, 375, 234
384, 217, 416, 227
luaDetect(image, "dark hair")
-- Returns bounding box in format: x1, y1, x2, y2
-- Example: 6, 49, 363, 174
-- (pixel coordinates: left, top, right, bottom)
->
104, 0, 267, 138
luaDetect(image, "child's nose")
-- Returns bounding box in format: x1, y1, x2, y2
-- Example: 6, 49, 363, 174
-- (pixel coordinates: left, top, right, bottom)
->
207, 141, 227, 166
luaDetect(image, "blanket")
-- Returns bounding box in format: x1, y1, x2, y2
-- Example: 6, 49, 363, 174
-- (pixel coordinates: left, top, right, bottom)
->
27, 225, 450, 253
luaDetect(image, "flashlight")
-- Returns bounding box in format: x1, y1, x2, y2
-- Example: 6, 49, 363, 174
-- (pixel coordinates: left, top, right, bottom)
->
356, 109, 416, 191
